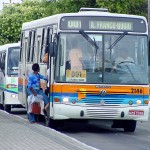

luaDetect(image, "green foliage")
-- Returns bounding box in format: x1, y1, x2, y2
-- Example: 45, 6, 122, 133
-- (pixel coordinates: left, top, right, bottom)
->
0, 0, 48, 45
0, 0, 147, 45
96, 0, 147, 17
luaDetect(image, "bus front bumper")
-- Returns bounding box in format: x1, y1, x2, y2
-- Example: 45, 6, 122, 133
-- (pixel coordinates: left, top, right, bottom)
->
52, 103, 149, 121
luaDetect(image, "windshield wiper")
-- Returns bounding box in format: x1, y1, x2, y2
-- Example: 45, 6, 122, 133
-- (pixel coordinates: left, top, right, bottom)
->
79, 30, 99, 50
79, 30, 99, 72
108, 31, 128, 50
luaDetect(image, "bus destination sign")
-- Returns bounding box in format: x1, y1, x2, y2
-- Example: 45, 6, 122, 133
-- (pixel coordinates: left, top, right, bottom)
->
89, 21, 133, 30
60, 16, 146, 32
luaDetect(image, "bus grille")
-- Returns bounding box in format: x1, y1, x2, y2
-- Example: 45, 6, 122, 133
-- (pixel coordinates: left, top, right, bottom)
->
81, 98, 124, 105
85, 107, 119, 119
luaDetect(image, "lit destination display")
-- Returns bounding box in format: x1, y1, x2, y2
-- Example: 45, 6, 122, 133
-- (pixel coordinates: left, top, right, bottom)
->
67, 20, 81, 29
60, 16, 146, 32
89, 21, 133, 30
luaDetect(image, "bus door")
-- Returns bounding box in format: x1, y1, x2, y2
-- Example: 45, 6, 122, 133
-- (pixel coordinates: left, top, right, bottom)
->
18, 32, 28, 107
47, 27, 55, 118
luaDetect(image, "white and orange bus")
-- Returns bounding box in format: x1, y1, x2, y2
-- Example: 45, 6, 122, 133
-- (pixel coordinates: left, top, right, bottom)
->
18, 8, 149, 132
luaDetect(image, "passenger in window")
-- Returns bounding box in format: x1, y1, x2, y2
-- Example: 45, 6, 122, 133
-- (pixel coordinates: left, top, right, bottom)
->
42, 52, 48, 63
27, 63, 50, 123
68, 48, 83, 70
42, 51, 50, 96
66, 36, 84, 70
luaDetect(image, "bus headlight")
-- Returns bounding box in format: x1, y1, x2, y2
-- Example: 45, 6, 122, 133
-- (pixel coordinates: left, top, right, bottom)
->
11, 94, 18, 98
136, 100, 141, 105
6, 84, 17, 88
63, 97, 69, 103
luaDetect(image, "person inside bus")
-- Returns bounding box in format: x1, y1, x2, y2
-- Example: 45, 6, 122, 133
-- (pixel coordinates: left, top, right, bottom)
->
42, 50, 50, 96
112, 48, 134, 71
66, 35, 84, 70
43, 52, 48, 64
68, 48, 83, 70
27, 63, 50, 123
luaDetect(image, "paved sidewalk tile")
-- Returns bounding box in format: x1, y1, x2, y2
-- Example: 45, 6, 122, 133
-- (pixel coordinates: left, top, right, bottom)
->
0, 110, 98, 150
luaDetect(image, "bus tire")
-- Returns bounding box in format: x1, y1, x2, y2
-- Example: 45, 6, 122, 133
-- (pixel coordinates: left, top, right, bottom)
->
123, 120, 136, 132
0, 104, 4, 110
45, 117, 54, 128
4, 105, 11, 113
45, 117, 63, 129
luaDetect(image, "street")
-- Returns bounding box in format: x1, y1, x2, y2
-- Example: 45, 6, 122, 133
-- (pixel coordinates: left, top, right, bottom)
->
11, 108, 150, 150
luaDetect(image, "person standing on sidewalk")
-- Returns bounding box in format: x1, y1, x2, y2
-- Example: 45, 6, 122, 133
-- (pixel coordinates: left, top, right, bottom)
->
27, 63, 49, 123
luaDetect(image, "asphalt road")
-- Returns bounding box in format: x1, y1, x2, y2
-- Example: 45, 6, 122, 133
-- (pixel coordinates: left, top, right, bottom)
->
11, 108, 150, 150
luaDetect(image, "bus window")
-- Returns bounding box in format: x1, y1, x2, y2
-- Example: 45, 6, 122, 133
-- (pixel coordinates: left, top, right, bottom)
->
7, 47, 20, 75
31, 30, 36, 62
1, 52, 6, 71
27, 31, 32, 62
25, 38, 28, 62
37, 35, 41, 62
40, 28, 45, 63
20, 32, 24, 62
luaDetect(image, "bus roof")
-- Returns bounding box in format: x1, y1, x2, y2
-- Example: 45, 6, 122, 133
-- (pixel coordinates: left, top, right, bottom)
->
22, 11, 147, 30
0, 42, 20, 51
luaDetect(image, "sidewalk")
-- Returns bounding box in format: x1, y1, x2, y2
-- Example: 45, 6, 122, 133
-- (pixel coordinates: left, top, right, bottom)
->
0, 110, 98, 150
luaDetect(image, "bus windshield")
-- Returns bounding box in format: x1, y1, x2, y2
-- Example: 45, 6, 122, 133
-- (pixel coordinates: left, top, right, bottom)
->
55, 33, 148, 85
7, 47, 20, 75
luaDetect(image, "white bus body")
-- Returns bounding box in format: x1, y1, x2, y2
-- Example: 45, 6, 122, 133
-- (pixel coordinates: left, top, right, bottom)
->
0, 42, 21, 112
19, 8, 149, 132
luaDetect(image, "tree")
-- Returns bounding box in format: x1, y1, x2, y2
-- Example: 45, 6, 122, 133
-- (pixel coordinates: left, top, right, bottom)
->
96, 0, 147, 17
0, 0, 147, 44
0, 0, 48, 44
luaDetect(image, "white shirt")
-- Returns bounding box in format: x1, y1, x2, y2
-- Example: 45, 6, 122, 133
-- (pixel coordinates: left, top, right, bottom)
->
115, 56, 134, 66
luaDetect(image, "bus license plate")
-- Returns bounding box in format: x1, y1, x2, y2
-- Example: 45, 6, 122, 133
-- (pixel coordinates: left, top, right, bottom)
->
128, 110, 144, 116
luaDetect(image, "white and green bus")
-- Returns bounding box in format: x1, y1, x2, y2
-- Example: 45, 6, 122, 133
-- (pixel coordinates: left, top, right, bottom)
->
0, 42, 21, 112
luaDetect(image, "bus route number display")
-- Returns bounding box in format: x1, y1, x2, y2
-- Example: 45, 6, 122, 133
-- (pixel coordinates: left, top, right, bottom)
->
66, 70, 86, 82
67, 20, 81, 29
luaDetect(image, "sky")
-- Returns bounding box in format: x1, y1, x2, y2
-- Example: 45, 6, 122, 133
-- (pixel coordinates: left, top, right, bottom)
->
0, 0, 22, 10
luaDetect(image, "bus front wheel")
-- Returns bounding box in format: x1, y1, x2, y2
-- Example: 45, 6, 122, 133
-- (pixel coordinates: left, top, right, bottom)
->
123, 120, 136, 132
4, 105, 11, 113
46, 117, 64, 129
0, 104, 4, 110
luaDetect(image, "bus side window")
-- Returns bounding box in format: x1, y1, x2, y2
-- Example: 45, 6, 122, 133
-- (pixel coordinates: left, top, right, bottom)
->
43, 27, 53, 66
1, 52, 6, 71
25, 38, 28, 62
37, 35, 42, 63
27, 31, 32, 62
31, 30, 36, 62
20, 32, 24, 62
40, 28, 45, 63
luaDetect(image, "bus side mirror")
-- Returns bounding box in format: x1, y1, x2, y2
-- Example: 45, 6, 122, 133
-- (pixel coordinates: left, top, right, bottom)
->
48, 42, 56, 57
